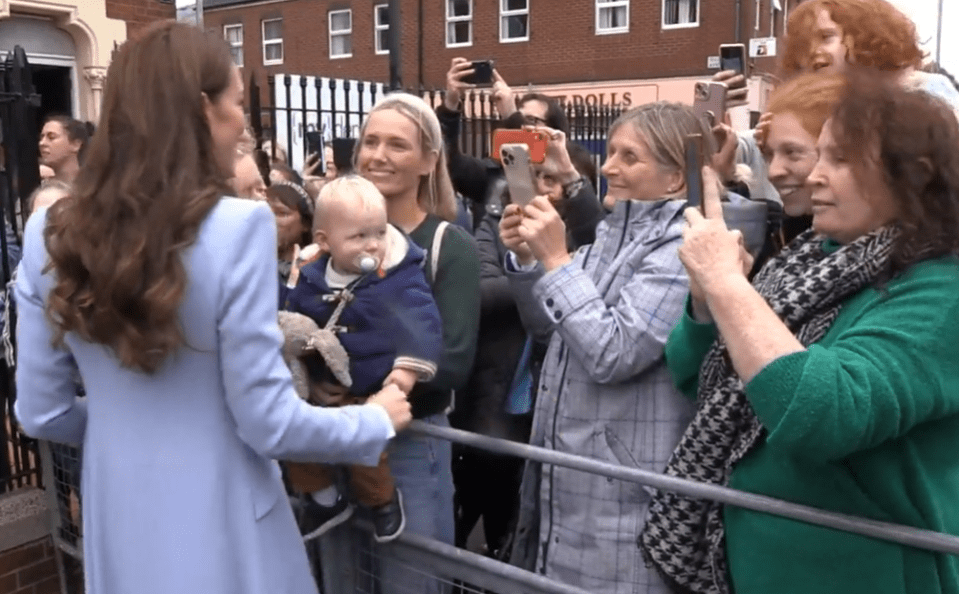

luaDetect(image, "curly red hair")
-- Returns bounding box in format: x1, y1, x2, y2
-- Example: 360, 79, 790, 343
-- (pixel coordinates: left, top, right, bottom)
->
767, 73, 847, 139
782, 0, 923, 76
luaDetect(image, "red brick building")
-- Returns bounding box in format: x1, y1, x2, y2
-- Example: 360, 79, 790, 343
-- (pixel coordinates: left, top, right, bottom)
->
0, 0, 176, 121
205, 0, 797, 108
106, 0, 178, 39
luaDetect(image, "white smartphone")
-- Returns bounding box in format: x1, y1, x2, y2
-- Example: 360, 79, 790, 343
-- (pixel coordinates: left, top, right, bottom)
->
500, 143, 538, 208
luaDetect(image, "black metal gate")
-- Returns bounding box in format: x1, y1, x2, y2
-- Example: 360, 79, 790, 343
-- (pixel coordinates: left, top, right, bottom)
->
0, 45, 42, 492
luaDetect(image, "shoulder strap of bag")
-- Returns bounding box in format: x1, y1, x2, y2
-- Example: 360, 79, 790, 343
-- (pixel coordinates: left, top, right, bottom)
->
429, 221, 449, 286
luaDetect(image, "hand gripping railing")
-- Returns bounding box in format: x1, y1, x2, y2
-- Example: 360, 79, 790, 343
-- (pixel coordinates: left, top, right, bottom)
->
409, 420, 959, 557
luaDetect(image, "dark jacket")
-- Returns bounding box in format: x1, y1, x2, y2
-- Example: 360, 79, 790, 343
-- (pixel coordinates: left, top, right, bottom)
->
285, 238, 443, 397
450, 186, 605, 439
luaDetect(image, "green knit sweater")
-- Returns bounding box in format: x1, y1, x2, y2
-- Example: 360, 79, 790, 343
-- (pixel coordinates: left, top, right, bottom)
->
665, 254, 959, 594
407, 215, 480, 418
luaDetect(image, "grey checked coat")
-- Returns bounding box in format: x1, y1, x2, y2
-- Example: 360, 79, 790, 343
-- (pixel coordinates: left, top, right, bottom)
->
507, 198, 696, 594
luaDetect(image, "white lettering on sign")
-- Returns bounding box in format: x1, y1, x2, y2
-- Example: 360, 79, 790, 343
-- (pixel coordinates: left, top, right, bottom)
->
707, 56, 721, 69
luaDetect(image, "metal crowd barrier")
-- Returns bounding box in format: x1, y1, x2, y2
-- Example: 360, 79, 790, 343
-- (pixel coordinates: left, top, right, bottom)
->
41, 417, 959, 594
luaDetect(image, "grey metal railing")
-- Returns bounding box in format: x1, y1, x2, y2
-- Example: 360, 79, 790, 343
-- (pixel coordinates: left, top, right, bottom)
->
409, 420, 959, 557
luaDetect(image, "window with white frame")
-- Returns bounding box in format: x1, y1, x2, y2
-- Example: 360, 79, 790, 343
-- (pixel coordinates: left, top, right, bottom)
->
446, 0, 472, 47
224, 24, 243, 66
261, 18, 283, 65
329, 9, 353, 58
663, 0, 699, 28
374, 4, 389, 55
500, 0, 529, 42
596, 0, 629, 34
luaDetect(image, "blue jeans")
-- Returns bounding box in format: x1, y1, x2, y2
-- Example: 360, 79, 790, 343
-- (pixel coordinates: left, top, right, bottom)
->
374, 413, 455, 594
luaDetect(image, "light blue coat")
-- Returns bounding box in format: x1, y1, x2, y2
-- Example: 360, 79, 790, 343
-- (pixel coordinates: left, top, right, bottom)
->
14, 199, 394, 594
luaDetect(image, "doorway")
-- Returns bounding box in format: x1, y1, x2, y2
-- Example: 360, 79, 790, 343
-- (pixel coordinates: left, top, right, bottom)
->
31, 63, 73, 129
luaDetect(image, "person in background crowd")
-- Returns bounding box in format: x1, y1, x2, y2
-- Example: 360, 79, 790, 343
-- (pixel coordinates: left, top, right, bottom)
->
501, 102, 707, 594
710, 73, 846, 275
437, 58, 584, 231
535, 141, 598, 205
356, 92, 480, 594
781, 0, 959, 111
38, 115, 89, 185
452, 127, 602, 559
270, 161, 304, 187
13, 22, 411, 594
643, 72, 959, 594
231, 152, 267, 200
267, 182, 313, 304
302, 175, 326, 205
29, 179, 71, 215
720, 0, 959, 206
329, 138, 357, 179
262, 138, 288, 165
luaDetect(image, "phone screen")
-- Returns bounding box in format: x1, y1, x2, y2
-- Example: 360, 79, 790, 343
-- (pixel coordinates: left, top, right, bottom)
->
720, 46, 745, 76
463, 60, 494, 85
684, 134, 704, 213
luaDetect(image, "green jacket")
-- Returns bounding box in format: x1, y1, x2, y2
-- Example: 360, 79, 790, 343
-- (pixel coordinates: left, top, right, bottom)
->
665, 253, 959, 594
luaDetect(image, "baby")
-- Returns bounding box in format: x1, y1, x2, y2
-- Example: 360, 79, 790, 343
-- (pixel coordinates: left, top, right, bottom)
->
284, 175, 443, 543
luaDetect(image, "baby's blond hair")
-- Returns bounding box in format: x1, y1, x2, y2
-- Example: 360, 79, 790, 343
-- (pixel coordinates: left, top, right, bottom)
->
313, 174, 387, 236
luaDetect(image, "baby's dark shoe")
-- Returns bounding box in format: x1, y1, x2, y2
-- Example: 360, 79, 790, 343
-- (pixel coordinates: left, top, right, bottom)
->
372, 488, 405, 543
299, 492, 354, 541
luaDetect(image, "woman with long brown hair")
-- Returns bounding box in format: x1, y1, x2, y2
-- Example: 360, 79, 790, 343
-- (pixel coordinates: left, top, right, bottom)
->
13, 21, 410, 594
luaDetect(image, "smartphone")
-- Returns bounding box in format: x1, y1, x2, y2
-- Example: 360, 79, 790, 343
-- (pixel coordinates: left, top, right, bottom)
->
462, 60, 494, 86
720, 44, 748, 77
305, 131, 324, 169
693, 81, 728, 128
500, 143, 538, 208
492, 128, 548, 164
684, 134, 705, 214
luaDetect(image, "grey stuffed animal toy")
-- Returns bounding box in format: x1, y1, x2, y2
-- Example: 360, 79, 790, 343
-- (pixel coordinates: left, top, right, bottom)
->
277, 310, 353, 402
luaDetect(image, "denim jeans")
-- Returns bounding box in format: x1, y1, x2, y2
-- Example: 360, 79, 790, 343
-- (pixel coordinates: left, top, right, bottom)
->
373, 412, 455, 594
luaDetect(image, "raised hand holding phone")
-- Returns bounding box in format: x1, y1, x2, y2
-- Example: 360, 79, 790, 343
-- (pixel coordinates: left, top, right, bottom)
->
517, 196, 571, 272
681, 166, 753, 299
445, 57, 476, 110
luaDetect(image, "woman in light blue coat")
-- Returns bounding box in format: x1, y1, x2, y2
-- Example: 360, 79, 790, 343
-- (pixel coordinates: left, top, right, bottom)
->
13, 22, 411, 594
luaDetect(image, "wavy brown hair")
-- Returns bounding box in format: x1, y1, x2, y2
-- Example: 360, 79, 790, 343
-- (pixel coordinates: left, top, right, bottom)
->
43, 21, 234, 373
829, 69, 959, 277
782, 0, 923, 77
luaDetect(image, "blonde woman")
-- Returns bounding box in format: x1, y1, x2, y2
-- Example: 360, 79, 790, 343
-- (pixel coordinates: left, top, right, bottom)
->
356, 93, 481, 593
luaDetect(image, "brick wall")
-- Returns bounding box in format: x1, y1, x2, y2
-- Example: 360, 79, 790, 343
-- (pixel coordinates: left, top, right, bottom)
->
106, 0, 177, 39
206, 0, 792, 110
0, 537, 59, 594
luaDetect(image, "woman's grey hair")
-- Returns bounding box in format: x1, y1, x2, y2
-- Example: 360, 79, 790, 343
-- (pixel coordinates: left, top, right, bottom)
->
357, 92, 458, 222
608, 101, 714, 176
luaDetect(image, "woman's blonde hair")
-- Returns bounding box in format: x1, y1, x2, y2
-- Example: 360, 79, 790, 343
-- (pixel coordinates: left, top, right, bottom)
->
608, 102, 713, 177
357, 93, 458, 222
28, 179, 71, 215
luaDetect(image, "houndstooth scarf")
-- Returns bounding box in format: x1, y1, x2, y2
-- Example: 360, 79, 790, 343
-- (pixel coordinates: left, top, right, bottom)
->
640, 226, 900, 594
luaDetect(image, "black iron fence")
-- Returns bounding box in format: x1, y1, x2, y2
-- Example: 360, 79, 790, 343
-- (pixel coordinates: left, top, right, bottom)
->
251, 74, 625, 191
0, 46, 42, 493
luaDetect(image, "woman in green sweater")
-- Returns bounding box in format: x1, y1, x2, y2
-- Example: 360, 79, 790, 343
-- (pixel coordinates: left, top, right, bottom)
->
640, 73, 959, 594
355, 92, 481, 594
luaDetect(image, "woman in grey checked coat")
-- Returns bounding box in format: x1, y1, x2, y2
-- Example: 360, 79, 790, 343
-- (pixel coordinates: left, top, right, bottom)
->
499, 103, 706, 594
